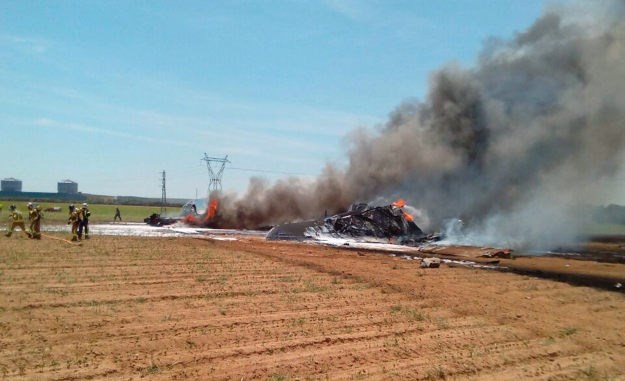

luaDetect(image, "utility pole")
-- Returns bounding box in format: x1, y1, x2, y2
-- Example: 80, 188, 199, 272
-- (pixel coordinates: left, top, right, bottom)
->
201, 153, 230, 195
160, 170, 167, 214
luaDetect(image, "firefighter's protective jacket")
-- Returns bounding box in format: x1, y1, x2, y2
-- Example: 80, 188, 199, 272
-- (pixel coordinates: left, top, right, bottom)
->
29, 208, 41, 222
9, 210, 24, 222
68, 209, 80, 224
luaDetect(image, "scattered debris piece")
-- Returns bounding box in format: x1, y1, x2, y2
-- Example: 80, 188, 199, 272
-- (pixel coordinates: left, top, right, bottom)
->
479, 249, 513, 259
420, 257, 441, 268
265, 220, 325, 241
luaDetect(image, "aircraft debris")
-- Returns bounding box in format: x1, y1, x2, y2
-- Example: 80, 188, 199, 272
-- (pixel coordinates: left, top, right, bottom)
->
144, 213, 179, 226
267, 199, 437, 245
420, 257, 441, 268
479, 249, 513, 259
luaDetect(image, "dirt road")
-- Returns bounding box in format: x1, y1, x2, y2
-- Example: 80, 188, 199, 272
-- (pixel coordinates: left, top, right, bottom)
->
1, 234, 624, 380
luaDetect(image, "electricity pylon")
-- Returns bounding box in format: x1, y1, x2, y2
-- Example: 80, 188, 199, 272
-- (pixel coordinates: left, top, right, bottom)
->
201, 153, 229, 195
160, 170, 167, 214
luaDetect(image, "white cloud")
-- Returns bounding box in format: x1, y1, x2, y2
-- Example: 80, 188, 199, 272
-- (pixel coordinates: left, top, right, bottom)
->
33, 117, 201, 149
24, 76, 380, 165
323, 0, 372, 21
0, 34, 52, 54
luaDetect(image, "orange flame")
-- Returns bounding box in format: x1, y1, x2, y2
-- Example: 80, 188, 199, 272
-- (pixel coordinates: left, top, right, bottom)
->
203, 197, 219, 223
183, 214, 197, 224
182, 197, 219, 226
392, 198, 406, 208
392, 198, 413, 222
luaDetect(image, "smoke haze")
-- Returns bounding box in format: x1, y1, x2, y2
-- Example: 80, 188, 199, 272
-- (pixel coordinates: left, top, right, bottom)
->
217, 1, 625, 249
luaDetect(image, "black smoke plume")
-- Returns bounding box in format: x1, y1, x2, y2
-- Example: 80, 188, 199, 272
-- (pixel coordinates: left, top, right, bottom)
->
216, 1, 625, 249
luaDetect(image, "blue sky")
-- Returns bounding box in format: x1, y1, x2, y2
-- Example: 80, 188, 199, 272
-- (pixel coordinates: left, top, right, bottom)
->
0, 0, 548, 199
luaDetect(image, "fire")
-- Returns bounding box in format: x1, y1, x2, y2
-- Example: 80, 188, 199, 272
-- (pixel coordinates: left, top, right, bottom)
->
203, 197, 219, 223
182, 197, 219, 226
392, 198, 413, 222
183, 214, 197, 224
392, 198, 406, 208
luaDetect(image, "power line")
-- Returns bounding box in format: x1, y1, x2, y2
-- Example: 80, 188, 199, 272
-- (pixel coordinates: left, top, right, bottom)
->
227, 166, 311, 176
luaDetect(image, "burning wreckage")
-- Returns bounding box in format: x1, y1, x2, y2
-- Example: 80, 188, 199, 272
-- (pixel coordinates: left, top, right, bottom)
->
144, 201, 202, 226
267, 199, 439, 245
147, 196, 438, 246
145, 198, 219, 227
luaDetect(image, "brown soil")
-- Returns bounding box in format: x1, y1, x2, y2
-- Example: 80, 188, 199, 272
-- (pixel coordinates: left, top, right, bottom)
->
1, 234, 624, 380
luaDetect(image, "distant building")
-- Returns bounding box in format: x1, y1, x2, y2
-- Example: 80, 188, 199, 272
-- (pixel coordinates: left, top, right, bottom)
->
1, 178, 22, 192
58, 179, 78, 194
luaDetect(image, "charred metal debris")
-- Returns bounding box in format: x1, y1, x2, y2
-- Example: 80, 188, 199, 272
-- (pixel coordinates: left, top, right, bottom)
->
267, 200, 440, 245
144, 213, 179, 227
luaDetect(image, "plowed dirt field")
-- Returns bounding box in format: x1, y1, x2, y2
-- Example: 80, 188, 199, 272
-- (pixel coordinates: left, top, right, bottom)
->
1, 234, 624, 380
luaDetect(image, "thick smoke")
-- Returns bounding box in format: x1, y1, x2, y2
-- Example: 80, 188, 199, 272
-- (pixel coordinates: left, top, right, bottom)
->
216, 164, 350, 229
216, 1, 625, 249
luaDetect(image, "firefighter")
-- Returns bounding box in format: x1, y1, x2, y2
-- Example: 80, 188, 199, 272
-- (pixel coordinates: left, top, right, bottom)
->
114, 207, 122, 222
5, 204, 30, 238
78, 202, 90, 239
68, 204, 81, 241
27, 202, 42, 239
